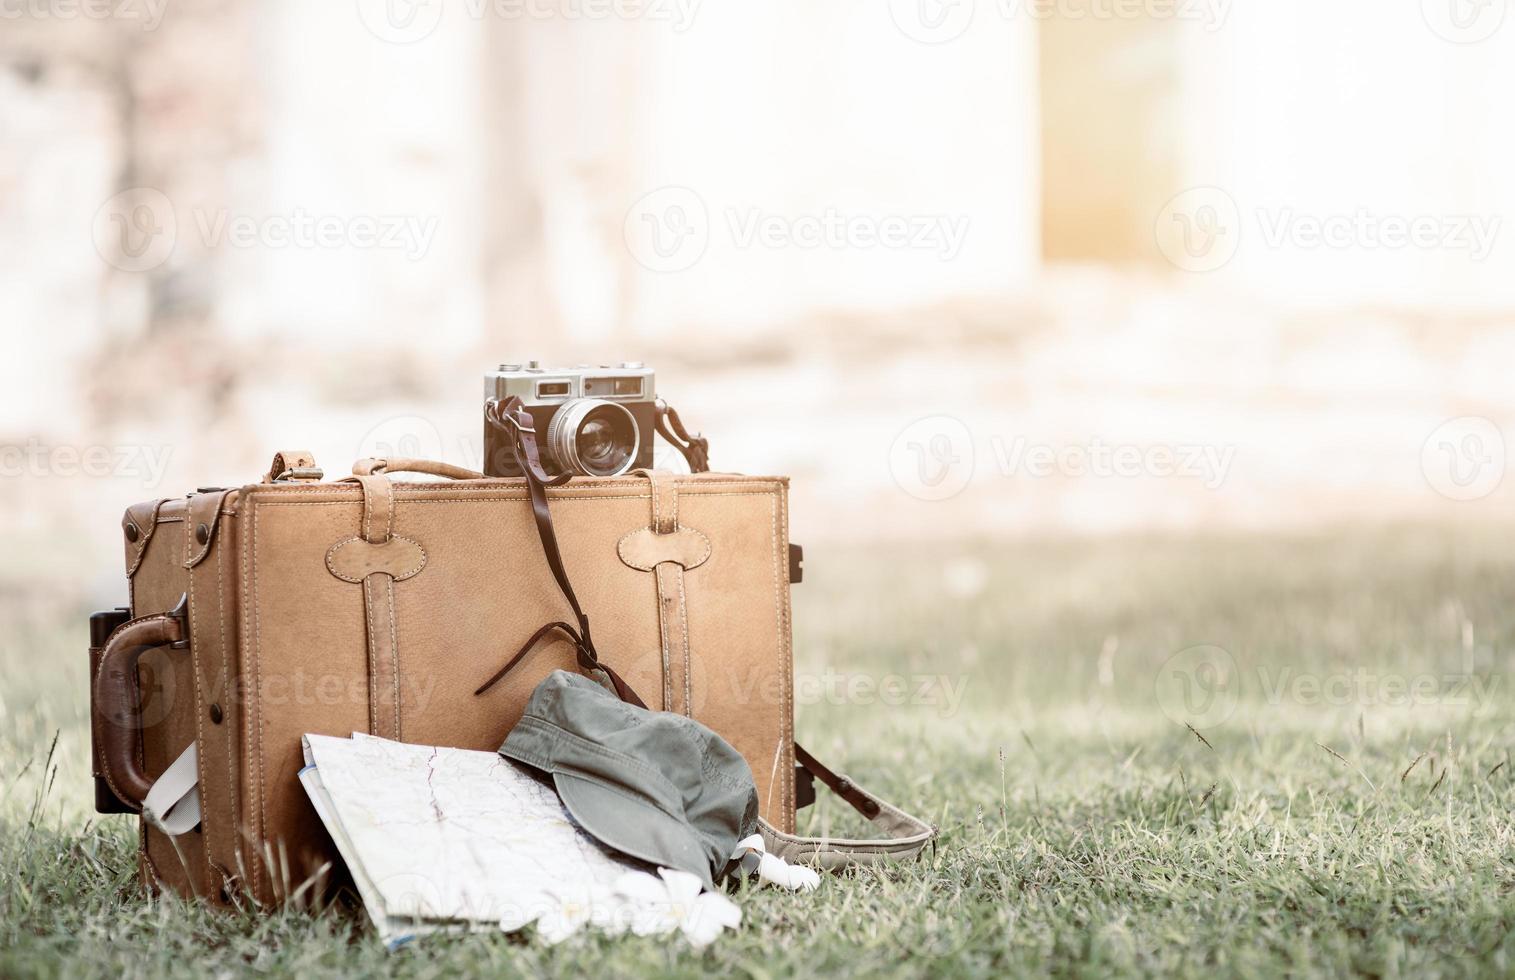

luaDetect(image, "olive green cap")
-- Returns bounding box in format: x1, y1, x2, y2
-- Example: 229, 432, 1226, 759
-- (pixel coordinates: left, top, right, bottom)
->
500, 670, 759, 890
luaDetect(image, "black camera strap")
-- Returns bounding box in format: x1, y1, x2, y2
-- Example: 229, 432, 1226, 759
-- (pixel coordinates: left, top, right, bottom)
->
654, 399, 710, 474
476, 396, 714, 707
476, 394, 716, 708
478, 396, 645, 707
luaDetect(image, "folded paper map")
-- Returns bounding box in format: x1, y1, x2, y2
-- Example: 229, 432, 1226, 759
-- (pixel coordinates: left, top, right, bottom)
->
300, 733, 741, 947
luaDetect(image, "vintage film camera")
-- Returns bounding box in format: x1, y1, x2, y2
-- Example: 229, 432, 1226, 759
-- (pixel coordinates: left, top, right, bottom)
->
483, 361, 662, 478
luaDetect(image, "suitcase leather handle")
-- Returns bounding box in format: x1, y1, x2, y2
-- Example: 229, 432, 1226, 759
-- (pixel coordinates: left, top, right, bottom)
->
352, 457, 485, 480
91, 601, 189, 810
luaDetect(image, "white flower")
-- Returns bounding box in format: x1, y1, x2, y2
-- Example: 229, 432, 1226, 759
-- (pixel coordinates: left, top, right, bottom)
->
613, 868, 741, 949
508, 882, 628, 945
732, 834, 821, 892
531, 888, 594, 945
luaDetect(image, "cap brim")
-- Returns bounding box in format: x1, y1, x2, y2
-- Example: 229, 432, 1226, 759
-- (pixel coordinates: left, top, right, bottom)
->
552, 771, 716, 891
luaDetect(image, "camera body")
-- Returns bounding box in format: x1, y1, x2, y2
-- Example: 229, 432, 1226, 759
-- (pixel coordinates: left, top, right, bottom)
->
484, 361, 657, 478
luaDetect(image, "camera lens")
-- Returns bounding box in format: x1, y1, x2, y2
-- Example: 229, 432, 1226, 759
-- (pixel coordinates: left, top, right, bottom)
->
578, 417, 619, 466
545, 398, 640, 477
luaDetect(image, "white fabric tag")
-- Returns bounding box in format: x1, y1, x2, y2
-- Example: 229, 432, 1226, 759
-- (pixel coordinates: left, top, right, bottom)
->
141, 742, 201, 836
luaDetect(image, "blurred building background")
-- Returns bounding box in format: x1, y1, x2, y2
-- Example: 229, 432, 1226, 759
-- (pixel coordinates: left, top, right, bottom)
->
3, 0, 1515, 609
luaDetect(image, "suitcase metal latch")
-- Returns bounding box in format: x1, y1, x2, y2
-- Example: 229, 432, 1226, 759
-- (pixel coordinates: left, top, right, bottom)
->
166, 593, 190, 649
273, 465, 324, 482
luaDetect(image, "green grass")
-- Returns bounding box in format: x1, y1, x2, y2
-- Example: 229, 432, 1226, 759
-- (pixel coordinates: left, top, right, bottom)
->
3, 524, 1514, 977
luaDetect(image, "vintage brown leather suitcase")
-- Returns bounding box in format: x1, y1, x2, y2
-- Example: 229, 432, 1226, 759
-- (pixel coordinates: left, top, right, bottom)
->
91, 451, 933, 907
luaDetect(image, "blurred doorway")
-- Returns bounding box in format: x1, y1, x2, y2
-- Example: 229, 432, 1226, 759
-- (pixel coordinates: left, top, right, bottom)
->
1039, 14, 1183, 264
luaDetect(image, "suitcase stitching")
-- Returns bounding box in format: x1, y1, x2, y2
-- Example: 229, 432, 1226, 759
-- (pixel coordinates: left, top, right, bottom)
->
765, 492, 787, 825
363, 577, 379, 736
214, 515, 241, 896
246, 498, 266, 900
185, 506, 211, 889
678, 561, 692, 714
775, 490, 795, 827
388, 580, 401, 740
